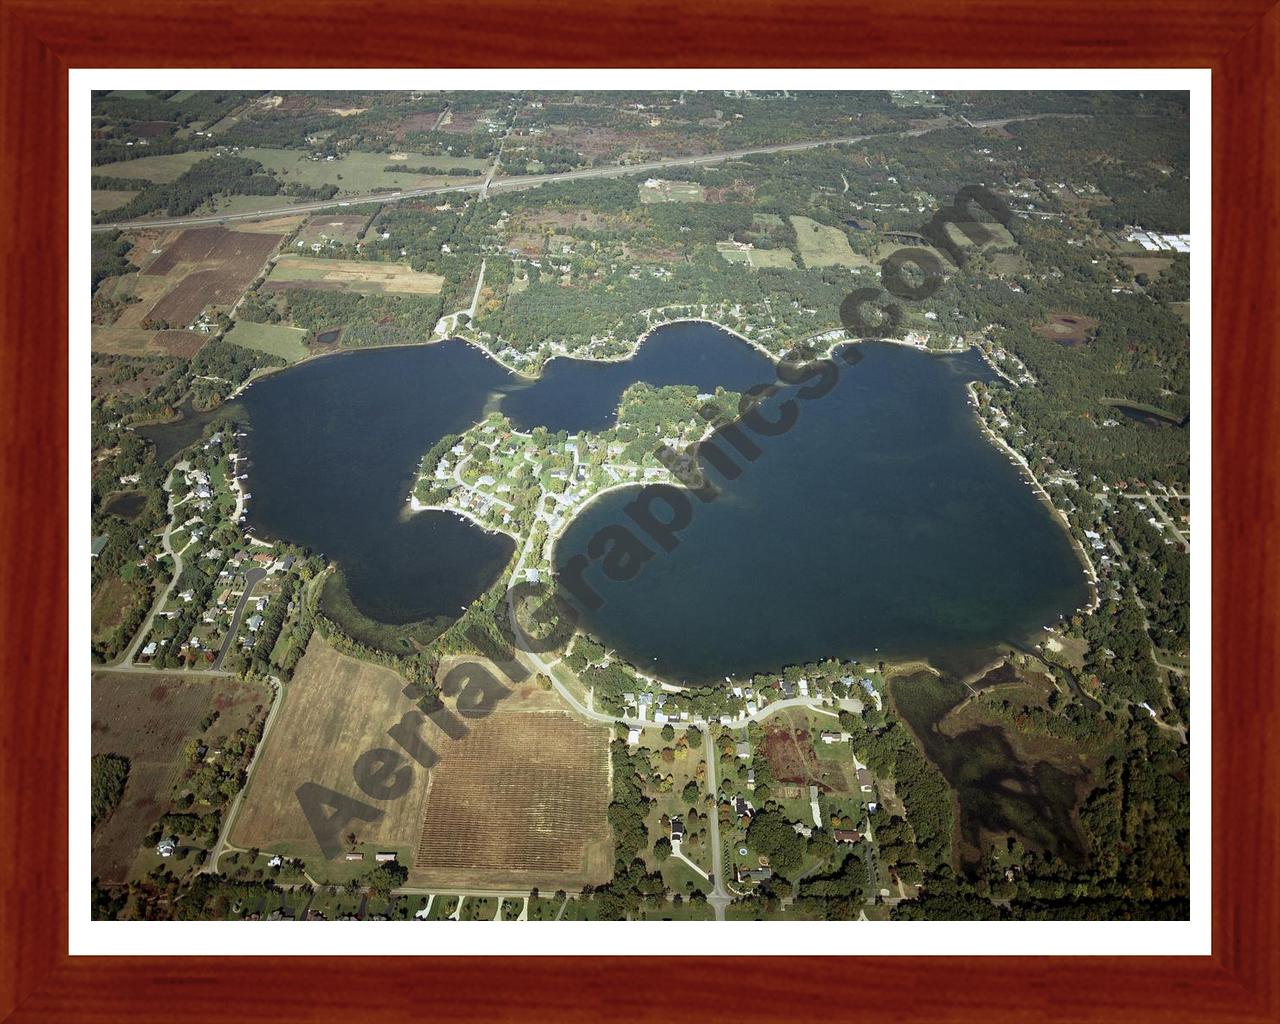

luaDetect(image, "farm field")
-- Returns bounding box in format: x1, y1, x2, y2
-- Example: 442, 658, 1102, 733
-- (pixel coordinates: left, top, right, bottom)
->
717, 243, 797, 269
240, 147, 487, 194
90, 326, 207, 358
229, 635, 431, 875
790, 215, 858, 268
91, 672, 269, 883
225, 320, 310, 362
296, 212, 372, 246
411, 659, 613, 891
266, 255, 444, 296
141, 226, 285, 326
92, 189, 140, 214
94, 149, 211, 184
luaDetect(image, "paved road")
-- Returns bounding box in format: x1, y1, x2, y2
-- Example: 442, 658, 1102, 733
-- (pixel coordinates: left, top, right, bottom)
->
212, 566, 267, 670
702, 729, 731, 921
91, 113, 1083, 234
113, 462, 186, 667
205, 675, 283, 874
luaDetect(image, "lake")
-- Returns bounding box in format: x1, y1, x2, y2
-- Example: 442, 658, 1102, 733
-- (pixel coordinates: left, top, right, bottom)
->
552, 335, 1090, 681
142, 323, 1088, 669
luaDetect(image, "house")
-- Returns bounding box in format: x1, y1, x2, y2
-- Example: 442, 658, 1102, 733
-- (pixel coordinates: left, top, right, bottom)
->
155, 837, 177, 858
626, 727, 641, 747
670, 817, 685, 841
344, 852, 364, 862
733, 796, 754, 819
820, 731, 842, 745
735, 742, 751, 760
792, 822, 812, 838
834, 830, 862, 844
268, 855, 283, 868
91, 535, 109, 559
246, 614, 264, 633
746, 769, 756, 790
375, 852, 397, 863
856, 768, 874, 790
735, 866, 773, 884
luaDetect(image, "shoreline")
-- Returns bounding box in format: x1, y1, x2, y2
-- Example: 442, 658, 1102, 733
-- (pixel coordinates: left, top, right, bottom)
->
204, 316, 1097, 696
966, 381, 1101, 615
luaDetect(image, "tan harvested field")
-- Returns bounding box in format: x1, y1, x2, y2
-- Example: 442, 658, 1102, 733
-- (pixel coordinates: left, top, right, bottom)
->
1123, 255, 1174, 278
265, 255, 444, 295
141, 226, 284, 327
412, 663, 613, 890
234, 214, 309, 235
91, 326, 208, 358
91, 672, 269, 883
230, 635, 433, 865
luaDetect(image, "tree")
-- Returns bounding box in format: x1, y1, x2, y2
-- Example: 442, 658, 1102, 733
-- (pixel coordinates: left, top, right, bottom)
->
362, 861, 408, 899
654, 836, 672, 862
745, 809, 807, 878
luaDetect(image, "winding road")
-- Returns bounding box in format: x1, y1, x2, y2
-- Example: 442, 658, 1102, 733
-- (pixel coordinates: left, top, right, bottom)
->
113, 461, 187, 667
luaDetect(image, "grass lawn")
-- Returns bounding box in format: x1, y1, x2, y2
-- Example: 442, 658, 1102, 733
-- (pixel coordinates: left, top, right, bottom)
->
526, 896, 566, 921
309, 887, 364, 920
225, 320, 311, 362
459, 896, 499, 921
427, 895, 460, 920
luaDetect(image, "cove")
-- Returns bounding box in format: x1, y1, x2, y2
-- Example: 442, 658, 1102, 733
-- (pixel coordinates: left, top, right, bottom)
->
552, 339, 1091, 681
149, 323, 775, 629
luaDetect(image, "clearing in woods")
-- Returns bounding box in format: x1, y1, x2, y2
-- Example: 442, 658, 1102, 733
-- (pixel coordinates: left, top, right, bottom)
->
91, 672, 269, 883
411, 657, 613, 891
224, 320, 311, 363
789, 215, 859, 268
265, 255, 444, 296
93, 149, 211, 184
1033, 311, 1102, 348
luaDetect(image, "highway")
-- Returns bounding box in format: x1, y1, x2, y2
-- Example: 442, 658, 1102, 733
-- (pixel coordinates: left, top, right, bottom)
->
90, 113, 1080, 234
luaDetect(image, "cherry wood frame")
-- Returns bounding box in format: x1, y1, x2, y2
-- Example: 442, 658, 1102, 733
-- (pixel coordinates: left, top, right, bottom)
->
3, 1, 1277, 1020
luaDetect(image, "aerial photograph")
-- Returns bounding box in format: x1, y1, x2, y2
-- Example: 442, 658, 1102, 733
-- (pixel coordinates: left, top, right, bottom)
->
87, 88, 1191, 923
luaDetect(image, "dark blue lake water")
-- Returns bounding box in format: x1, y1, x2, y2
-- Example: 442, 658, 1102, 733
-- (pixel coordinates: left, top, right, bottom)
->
144, 323, 1088, 671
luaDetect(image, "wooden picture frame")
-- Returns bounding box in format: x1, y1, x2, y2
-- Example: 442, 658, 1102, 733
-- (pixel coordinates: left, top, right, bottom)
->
2, 2, 1275, 1019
